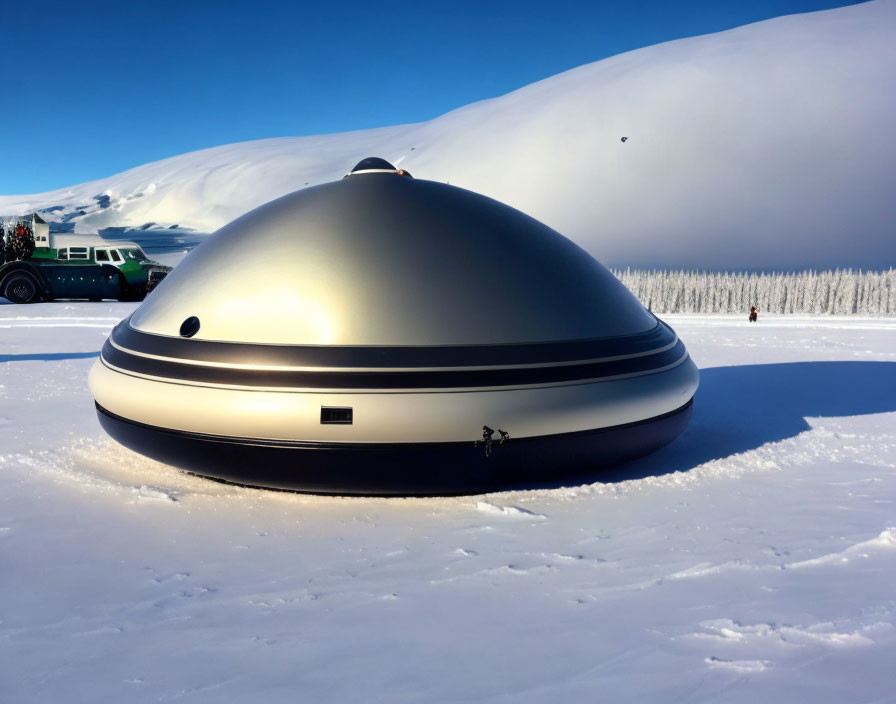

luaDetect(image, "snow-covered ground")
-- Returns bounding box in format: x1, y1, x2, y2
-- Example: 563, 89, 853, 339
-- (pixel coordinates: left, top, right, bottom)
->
2, 0, 895, 270
1, 305, 894, 701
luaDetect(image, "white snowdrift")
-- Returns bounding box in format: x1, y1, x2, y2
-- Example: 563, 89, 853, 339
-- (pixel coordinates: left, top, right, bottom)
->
1, 1, 894, 270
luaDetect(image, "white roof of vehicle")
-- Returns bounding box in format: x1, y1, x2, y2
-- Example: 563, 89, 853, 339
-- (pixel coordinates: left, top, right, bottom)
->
50, 235, 142, 250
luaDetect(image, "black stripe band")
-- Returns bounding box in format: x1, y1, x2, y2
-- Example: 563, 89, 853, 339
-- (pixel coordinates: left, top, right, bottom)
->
111, 316, 675, 369
101, 338, 687, 389
95, 399, 695, 495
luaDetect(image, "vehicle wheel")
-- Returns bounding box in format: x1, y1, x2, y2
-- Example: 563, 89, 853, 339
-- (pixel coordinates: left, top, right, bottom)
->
3, 273, 40, 303
116, 272, 146, 302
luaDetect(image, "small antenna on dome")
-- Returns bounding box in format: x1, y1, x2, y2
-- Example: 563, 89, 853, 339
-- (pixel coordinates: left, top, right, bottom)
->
345, 157, 412, 179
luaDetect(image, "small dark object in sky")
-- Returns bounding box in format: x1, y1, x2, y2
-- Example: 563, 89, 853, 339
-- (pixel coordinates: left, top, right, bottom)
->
621, 136, 628, 143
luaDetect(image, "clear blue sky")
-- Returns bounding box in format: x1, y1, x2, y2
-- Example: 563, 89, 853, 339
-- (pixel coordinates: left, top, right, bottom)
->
1, 0, 864, 194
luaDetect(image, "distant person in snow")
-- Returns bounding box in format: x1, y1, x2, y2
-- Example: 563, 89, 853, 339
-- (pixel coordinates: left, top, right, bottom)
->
749, 306, 758, 322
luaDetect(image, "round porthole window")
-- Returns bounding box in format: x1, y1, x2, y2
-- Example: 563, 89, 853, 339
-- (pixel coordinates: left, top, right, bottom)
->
179, 316, 200, 338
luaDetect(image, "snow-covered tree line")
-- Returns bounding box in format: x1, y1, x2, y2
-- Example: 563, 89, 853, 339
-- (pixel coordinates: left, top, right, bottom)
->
611, 268, 896, 315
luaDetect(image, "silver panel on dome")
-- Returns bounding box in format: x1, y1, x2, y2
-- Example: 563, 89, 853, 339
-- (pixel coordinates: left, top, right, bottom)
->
130, 174, 655, 346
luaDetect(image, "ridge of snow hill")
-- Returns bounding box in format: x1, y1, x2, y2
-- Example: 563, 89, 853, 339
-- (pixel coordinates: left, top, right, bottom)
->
1, 0, 894, 270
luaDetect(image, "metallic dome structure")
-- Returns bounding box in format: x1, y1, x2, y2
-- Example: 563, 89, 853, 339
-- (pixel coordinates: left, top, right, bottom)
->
89, 159, 699, 495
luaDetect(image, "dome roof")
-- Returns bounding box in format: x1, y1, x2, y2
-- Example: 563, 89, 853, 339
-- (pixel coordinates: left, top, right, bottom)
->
347, 157, 404, 175
130, 163, 655, 346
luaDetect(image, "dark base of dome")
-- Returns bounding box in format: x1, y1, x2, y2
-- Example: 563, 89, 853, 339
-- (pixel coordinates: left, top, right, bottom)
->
96, 400, 693, 496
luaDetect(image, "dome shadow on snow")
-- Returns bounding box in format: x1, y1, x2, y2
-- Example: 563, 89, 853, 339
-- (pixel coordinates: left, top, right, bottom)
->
549, 361, 896, 487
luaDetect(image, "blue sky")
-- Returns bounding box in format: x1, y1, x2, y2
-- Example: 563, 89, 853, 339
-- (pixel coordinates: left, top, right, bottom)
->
0, 0, 863, 194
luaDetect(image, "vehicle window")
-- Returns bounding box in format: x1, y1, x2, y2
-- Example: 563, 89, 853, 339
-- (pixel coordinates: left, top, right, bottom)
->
110, 250, 123, 263
122, 248, 147, 262
95, 249, 110, 262
69, 247, 89, 260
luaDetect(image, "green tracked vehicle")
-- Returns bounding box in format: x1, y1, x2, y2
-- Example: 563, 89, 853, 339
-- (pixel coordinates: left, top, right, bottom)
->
0, 235, 172, 304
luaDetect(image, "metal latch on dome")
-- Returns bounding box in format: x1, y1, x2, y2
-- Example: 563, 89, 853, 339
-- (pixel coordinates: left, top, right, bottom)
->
475, 425, 510, 458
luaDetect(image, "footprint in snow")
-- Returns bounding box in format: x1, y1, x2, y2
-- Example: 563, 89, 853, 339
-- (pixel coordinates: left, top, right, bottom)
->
476, 501, 548, 521
131, 485, 178, 503
454, 548, 478, 557
705, 656, 768, 673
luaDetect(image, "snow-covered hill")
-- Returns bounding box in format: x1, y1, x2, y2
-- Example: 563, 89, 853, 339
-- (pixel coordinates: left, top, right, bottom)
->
2, 1, 894, 270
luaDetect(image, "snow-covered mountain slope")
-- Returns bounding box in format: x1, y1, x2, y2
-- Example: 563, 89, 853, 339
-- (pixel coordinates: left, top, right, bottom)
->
2, 1, 894, 270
